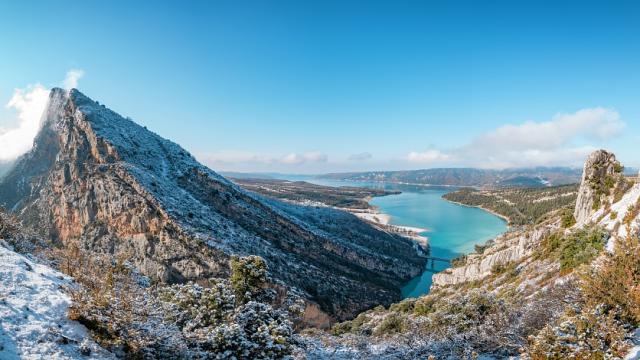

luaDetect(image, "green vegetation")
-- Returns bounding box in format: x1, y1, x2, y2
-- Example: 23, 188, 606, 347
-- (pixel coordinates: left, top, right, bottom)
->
537, 227, 607, 271
443, 184, 578, 226
583, 235, 640, 326
230, 255, 268, 304
624, 198, 640, 227
528, 234, 640, 359
450, 254, 467, 267
491, 261, 518, 278
587, 161, 629, 210
374, 313, 406, 335
560, 208, 576, 228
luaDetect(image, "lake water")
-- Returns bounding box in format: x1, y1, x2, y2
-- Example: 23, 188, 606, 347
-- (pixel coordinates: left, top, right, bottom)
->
284, 176, 507, 298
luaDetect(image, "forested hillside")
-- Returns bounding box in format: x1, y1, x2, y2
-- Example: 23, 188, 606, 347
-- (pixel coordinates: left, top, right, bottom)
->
443, 184, 580, 226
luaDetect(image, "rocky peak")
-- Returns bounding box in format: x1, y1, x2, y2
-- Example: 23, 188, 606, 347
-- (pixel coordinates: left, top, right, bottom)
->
573, 149, 624, 225
0, 88, 426, 322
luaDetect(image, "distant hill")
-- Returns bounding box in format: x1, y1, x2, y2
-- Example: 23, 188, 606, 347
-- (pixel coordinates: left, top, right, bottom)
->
320, 167, 585, 188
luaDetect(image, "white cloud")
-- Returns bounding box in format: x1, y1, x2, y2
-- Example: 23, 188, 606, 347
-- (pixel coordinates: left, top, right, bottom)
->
62, 69, 85, 89
198, 150, 328, 166
280, 151, 327, 165
0, 69, 86, 162
407, 149, 451, 163
0, 84, 50, 161
348, 152, 373, 161
406, 107, 625, 168
471, 107, 623, 152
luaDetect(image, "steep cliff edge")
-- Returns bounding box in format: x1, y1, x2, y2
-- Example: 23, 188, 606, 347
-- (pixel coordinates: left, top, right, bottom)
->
0, 88, 426, 321
573, 149, 626, 225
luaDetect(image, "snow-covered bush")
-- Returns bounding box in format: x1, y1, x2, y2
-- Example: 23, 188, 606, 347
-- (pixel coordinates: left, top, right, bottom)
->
526, 234, 640, 358
197, 301, 295, 358
160, 257, 300, 359
230, 255, 270, 304
51, 246, 189, 358
161, 280, 236, 331
51, 245, 299, 359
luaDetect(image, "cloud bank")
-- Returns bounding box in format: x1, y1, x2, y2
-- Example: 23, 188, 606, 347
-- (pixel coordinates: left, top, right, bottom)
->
199, 150, 329, 167
0, 69, 85, 162
407, 149, 451, 163
407, 107, 624, 168
0, 84, 50, 161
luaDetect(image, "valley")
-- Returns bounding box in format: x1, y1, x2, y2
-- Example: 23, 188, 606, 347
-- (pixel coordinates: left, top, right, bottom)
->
1, 100, 638, 358
3, 3, 639, 358
239, 177, 509, 298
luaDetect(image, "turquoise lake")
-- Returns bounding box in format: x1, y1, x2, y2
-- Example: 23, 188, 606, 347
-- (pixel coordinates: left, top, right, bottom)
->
285, 177, 507, 298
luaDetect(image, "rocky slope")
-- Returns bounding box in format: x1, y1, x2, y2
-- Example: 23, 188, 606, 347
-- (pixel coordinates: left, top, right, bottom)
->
306, 149, 640, 358
431, 226, 553, 287
0, 88, 426, 322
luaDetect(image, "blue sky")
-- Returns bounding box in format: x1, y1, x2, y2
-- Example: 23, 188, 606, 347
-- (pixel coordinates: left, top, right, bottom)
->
1, 0, 638, 173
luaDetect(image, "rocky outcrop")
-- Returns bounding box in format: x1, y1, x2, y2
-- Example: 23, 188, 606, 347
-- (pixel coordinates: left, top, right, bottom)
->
0, 88, 426, 321
432, 226, 552, 287
573, 150, 623, 225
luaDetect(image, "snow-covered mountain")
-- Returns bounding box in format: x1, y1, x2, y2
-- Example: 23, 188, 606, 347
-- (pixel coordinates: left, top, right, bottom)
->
0, 88, 426, 322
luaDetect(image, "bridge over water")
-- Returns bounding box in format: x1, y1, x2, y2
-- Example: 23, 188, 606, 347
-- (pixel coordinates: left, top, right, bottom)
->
423, 256, 450, 272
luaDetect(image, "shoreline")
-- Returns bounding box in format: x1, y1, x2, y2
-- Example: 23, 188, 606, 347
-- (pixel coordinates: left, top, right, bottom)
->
349, 206, 430, 250
441, 198, 512, 225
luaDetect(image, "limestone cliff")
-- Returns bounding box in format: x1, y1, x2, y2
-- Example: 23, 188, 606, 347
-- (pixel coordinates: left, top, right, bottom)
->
432, 226, 552, 287
0, 88, 426, 321
573, 149, 624, 225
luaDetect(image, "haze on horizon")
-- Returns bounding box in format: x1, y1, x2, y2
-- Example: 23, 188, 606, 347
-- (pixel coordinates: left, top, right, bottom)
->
1, 0, 638, 174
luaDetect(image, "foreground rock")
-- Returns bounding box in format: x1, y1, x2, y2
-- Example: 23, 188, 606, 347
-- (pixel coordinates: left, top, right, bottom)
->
0, 88, 426, 322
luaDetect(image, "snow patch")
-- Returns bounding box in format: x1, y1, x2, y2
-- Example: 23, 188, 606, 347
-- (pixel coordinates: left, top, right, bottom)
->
0, 243, 112, 359
591, 183, 640, 250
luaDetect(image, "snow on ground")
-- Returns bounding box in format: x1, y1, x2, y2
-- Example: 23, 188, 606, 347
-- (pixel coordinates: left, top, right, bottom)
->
352, 211, 392, 226
589, 184, 640, 251
625, 329, 640, 360
0, 242, 113, 359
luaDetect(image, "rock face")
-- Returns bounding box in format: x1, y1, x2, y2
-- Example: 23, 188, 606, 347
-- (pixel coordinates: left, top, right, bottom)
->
0, 88, 426, 321
573, 150, 622, 225
431, 226, 552, 287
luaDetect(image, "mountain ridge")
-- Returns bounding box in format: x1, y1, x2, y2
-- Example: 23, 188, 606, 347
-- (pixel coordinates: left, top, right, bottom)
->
320, 167, 587, 188
0, 88, 427, 322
